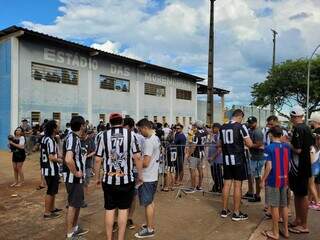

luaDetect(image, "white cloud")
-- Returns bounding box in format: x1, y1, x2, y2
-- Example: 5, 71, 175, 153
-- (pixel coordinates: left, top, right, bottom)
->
21, 0, 320, 107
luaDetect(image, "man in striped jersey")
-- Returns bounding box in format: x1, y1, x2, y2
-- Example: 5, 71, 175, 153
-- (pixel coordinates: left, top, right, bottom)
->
40, 120, 63, 220
95, 113, 142, 240
63, 116, 89, 240
220, 109, 253, 221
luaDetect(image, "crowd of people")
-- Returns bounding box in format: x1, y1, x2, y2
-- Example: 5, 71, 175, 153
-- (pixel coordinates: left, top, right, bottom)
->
6, 105, 320, 240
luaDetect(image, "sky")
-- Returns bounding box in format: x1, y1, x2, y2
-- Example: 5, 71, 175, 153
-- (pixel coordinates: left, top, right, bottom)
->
1, 0, 320, 107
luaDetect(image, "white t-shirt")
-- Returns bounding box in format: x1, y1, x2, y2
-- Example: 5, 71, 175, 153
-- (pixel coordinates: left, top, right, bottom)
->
142, 134, 161, 182
310, 146, 320, 164
163, 127, 172, 140
19, 136, 25, 146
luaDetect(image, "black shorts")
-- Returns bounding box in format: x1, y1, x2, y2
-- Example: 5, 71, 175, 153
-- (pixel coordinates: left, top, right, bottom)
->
12, 151, 26, 163
65, 183, 84, 208
175, 155, 184, 174
223, 164, 247, 181
102, 182, 135, 210
289, 174, 308, 197
45, 175, 59, 196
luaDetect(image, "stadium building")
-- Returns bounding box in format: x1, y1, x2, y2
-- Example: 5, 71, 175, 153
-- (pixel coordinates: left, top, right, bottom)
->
0, 26, 229, 149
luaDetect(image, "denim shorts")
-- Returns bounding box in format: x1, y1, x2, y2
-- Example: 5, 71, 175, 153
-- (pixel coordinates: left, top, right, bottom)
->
138, 181, 158, 207
250, 159, 265, 178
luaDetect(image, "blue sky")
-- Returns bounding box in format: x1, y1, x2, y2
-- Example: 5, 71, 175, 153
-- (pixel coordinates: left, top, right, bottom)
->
1, 0, 319, 107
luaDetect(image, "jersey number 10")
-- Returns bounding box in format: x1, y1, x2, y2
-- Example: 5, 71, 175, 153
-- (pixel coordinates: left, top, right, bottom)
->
222, 129, 234, 144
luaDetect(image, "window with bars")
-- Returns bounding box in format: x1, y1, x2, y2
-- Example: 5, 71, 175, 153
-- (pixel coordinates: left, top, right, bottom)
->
100, 75, 130, 92
189, 117, 192, 124
31, 112, 41, 125
71, 113, 79, 118
53, 112, 61, 122
144, 116, 148, 120
162, 116, 166, 124
99, 114, 106, 123
144, 83, 165, 97
183, 117, 186, 125
176, 117, 179, 124
32, 62, 78, 85
153, 116, 158, 123
176, 89, 192, 100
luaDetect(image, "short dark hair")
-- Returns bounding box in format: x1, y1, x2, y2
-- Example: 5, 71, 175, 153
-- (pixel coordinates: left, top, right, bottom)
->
70, 116, 85, 131
212, 123, 221, 129
66, 122, 71, 127
269, 126, 283, 138
267, 115, 278, 122
137, 118, 153, 129
22, 119, 28, 123
45, 120, 57, 136
175, 123, 184, 129
164, 123, 169, 128
123, 117, 135, 129
232, 109, 244, 117
110, 117, 123, 126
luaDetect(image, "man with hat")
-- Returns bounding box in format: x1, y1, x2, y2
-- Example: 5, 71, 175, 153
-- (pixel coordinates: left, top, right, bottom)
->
288, 106, 314, 234
95, 113, 142, 240
246, 116, 264, 202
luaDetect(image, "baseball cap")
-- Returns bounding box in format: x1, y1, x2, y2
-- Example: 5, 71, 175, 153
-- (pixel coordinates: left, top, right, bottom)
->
247, 116, 257, 124
109, 113, 123, 121
290, 106, 305, 117
309, 113, 320, 123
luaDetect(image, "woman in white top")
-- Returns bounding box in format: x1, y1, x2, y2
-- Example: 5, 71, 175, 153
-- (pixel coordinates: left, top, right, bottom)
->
309, 128, 320, 210
8, 127, 26, 187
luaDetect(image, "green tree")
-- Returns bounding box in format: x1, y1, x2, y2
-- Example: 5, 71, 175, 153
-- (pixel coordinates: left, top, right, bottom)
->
251, 56, 320, 118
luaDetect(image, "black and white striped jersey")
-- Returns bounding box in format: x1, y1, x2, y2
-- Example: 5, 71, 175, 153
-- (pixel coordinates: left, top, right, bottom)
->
62, 132, 84, 184
220, 121, 250, 166
40, 136, 59, 176
95, 127, 140, 185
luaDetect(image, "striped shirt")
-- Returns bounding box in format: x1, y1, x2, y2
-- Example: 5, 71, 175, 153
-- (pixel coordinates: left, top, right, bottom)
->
40, 136, 59, 176
63, 132, 84, 184
95, 127, 140, 185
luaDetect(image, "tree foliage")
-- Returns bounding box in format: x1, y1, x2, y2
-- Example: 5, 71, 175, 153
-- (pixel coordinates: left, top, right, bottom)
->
251, 55, 320, 118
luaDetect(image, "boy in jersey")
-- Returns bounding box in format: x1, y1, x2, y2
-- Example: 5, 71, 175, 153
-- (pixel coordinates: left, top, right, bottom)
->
186, 121, 207, 192
220, 109, 253, 221
41, 120, 63, 220
260, 126, 290, 239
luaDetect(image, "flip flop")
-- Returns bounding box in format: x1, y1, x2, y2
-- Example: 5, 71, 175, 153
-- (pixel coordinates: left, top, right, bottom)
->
36, 185, 45, 190
161, 188, 169, 192
261, 230, 279, 240
294, 226, 309, 234
288, 227, 301, 234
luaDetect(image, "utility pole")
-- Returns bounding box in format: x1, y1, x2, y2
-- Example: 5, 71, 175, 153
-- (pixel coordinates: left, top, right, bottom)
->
270, 29, 278, 115
207, 0, 215, 125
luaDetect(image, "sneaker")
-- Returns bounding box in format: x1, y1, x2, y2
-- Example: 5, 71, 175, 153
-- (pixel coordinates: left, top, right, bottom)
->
309, 203, 320, 211
232, 212, 248, 221
248, 195, 261, 203
113, 222, 119, 233
127, 219, 135, 230
74, 226, 89, 236
134, 227, 155, 238
44, 212, 61, 220
242, 192, 254, 200
66, 233, 80, 240
51, 208, 63, 213
220, 209, 231, 218
81, 202, 88, 208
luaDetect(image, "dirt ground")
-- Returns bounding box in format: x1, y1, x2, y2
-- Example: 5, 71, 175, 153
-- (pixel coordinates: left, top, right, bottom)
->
0, 151, 288, 240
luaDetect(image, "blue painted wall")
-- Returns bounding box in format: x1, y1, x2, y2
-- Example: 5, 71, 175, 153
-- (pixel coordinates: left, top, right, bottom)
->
0, 40, 11, 150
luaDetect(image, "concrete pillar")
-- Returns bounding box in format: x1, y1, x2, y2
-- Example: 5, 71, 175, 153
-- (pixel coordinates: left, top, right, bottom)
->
136, 80, 140, 120
219, 94, 225, 123
11, 37, 19, 134
87, 69, 93, 123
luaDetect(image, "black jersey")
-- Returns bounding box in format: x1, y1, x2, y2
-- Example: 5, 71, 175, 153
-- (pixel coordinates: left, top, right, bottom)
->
220, 121, 249, 166
191, 129, 207, 158
95, 127, 140, 185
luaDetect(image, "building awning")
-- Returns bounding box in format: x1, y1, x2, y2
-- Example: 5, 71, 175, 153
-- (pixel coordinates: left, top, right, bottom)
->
197, 83, 230, 95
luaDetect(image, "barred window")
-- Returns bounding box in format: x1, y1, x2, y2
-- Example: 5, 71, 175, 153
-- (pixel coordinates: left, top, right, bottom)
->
53, 112, 61, 122
176, 89, 192, 100
32, 62, 78, 85
144, 83, 165, 97
31, 112, 41, 125
162, 116, 166, 124
71, 113, 79, 118
100, 75, 130, 92
99, 114, 106, 123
